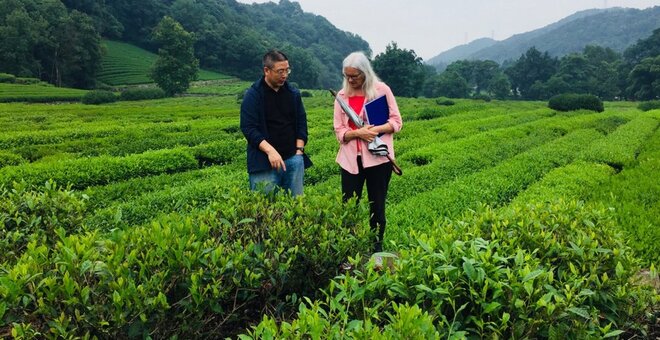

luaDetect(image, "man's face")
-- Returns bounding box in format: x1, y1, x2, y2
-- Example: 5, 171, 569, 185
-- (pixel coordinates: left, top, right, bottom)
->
264, 60, 290, 90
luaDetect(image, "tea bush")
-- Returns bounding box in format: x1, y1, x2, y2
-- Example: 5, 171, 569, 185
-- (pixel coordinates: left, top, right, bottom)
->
244, 200, 657, 339
82, 90, 118, 105
1, 189, 373, 338
119, 87, 167, 101
0, 73, 15, 83
0, 148, 199, 189
638, 100, 660, 112
0, 181, 87, 263
548, 93, 604, 112
0, 151, 24, 168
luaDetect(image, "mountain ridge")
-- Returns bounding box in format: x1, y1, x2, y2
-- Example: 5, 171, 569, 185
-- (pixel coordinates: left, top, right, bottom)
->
427, 6, 660, 68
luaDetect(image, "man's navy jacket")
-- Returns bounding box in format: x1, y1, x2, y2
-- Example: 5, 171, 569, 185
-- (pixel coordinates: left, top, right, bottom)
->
240, 77, 312, 173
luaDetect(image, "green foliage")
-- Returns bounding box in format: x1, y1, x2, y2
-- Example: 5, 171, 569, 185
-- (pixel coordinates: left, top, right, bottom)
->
582, 115, 658, 168
0, 188, 372, 338
548, 93, 604, 112
472, 93, 492, 102
0, 1, 102, 88
0, 83, 87, 103
638, 100, 660, 112
99, 40, 229, 86
81, 90, 118, 105
623, 27, 660, 65
245, 200, 655, 338
425, 70, 470, 99
0, 73, 15, 83
589, 127, 660, 265
627, 55, 660, 101
0, 180, 88, 263
0, 148, 199, 190
505, 47, 559, 99
0, 94, 657, 337
119, 87, 166, 101
373, 42, 427, 97
150, 17, 199, 96
435, 98, 455, 106
0, 151, 24, 168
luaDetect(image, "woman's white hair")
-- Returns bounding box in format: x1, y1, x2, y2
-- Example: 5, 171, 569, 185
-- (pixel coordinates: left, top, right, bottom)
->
341, 51, 381, 100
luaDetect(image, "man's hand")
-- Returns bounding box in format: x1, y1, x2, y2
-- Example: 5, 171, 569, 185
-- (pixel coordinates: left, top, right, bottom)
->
267, 149, 286, 171
259, 140, 286, 171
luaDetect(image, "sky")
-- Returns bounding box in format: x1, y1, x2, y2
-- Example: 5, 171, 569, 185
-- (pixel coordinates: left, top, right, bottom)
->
235, 0, 659, 60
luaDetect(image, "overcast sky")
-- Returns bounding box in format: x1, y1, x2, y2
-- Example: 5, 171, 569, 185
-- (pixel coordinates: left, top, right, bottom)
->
235, 0, 659, 60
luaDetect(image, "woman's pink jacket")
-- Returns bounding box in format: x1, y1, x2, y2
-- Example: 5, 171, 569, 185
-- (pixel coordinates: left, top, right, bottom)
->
333, 81, 403, 175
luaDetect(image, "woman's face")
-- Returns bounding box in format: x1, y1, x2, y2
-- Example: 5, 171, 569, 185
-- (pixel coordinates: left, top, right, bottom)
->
343, 67, 365, 90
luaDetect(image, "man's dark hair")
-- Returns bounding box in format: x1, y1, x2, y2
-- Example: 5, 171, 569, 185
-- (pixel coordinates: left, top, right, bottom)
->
263, 49, 288, 69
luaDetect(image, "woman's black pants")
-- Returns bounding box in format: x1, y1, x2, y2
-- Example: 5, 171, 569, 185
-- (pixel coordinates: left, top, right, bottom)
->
341, 157, 393, 253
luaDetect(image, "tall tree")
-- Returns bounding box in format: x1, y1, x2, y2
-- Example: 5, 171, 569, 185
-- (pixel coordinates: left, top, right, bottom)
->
432, 71, 470, 98
51, 10, 103, 88
150, 16, 199, 96
282, 45, 321, 89
372, 42, 426, 97
505, 47, 558, 99
627, 55, 660, 100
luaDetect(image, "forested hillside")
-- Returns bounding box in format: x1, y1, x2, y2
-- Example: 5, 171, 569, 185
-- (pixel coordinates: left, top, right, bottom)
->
0, 0, 369, 89
428, 6, 660, 66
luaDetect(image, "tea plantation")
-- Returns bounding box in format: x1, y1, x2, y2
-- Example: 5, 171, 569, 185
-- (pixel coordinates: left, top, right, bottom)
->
0, 88, 658, 338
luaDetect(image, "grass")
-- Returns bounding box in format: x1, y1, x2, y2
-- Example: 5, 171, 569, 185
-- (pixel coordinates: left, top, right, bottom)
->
99, 40, 232, 86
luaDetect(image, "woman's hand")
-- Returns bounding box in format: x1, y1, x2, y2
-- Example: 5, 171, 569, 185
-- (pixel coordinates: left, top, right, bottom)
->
355, 124, 378, 142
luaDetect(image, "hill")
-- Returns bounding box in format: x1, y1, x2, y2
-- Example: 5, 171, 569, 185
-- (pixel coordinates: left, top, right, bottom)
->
65, 0, 369, 89
98, 40, 231, 86
427, 6, 660, 67
426, 38, 497, 71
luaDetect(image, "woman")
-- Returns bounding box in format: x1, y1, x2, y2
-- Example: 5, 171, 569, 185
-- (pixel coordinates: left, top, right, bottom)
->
333, 51, 403, 265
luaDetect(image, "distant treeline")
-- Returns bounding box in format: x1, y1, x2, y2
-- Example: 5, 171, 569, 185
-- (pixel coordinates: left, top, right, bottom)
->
419, 28, 660, 101
0, 0, 369, 89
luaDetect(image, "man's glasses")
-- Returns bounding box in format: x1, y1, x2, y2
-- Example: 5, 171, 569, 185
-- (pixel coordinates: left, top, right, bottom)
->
269, 67, 292, 76
344, 72, 363, 80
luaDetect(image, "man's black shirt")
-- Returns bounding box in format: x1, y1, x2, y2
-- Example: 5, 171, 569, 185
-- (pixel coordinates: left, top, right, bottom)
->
263, 79, 296, 160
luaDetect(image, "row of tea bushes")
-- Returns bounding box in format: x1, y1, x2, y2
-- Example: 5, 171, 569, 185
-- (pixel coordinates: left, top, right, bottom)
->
85, 165, 245, 230
591, 129, 660, 265
0, 148, 199, 190
0, 151, 24, 168
395, 107, 553, 156
390, 111, 633, 205
388, 129, 604, 236
0, 140, 244, 190
508, 161, 615, 208
243, 200, 658, 339
582, 115, 659, 168
2, 117, 235, 150
1, 189, 373, 338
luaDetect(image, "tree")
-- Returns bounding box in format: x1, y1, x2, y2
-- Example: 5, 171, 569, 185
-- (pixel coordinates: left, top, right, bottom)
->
627, 55, 660, 100
283, 45, 321, 89
150, 16, 199, 96
52, 10, 103, 88
488, 73, 511, 99
432, 71, 470, 98
372, 42, 426, 97
472, 60, 499, 94
623, 28, 660, 66
505, 47, 558, 99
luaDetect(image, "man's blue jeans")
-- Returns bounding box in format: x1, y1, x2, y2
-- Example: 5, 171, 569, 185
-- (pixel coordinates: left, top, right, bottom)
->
249, 154, 304, 196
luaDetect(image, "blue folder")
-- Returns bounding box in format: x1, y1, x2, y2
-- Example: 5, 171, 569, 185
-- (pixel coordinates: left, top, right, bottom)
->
364, 95, 389, 126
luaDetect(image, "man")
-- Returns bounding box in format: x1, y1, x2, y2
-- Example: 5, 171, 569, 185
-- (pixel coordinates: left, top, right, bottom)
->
240, 49, 312, 196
